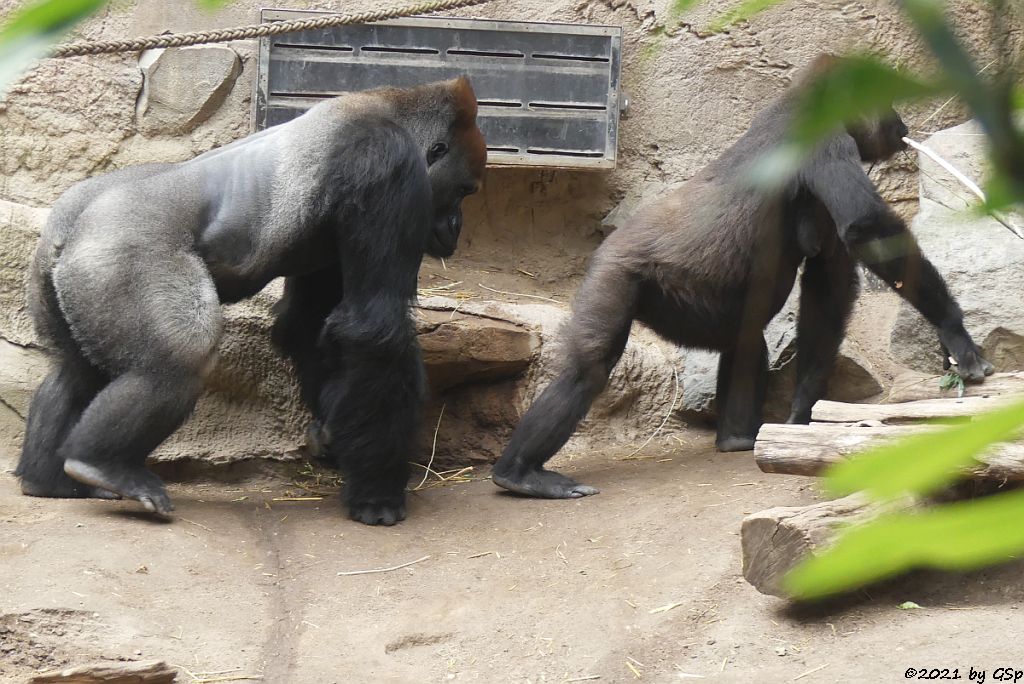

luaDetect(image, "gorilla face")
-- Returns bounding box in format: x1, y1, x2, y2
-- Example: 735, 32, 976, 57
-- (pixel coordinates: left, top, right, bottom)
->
848, 106, 909, 163
422, 77, 487, 259
425, 138, 483, 258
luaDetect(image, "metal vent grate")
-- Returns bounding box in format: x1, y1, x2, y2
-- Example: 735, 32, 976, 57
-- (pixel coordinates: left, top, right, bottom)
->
253, 10, 623, 169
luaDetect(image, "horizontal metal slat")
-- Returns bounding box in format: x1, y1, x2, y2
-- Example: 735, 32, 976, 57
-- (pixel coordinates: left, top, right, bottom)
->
264, 101, 607, 150
266, 18, 615, 61
268, 53, 611, 108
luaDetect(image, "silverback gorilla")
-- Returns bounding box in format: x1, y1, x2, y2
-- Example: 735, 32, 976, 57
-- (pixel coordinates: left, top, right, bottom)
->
16, 78, 486, 525
492, 56, 993, 499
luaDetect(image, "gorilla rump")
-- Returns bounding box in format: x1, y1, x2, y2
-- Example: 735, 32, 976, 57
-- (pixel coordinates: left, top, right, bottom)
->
492, 55, 992, 499
16, 78, 486, 525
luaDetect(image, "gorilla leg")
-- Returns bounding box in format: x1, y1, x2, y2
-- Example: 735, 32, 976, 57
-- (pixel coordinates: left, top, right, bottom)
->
17, 352, 113, 499
787, 249, 859, 424
53, 247, 221, 515
62, 371, 204, 514
17, 264, 113, 499
492, 262, 638, 498
271, 264, 343, 457
844, 209, 993, 381
714, 335, 769, 452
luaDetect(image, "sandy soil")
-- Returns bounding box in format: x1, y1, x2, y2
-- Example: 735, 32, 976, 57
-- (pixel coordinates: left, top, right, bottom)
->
3, 431, 1024, 684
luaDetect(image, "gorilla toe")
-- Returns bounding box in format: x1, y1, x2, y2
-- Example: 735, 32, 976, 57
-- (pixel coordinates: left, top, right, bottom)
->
349, 500, 407, 526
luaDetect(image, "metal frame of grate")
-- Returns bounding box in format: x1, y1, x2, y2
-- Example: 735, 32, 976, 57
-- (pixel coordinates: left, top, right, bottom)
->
253, 9, 624, 169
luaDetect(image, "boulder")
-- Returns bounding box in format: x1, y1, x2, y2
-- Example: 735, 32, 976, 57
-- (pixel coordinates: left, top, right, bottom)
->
416, 309, 540, 392
891, 120, 1024, 373
677, 283, 883, 421
418, 297, 684, 463
137, 46, 242, 135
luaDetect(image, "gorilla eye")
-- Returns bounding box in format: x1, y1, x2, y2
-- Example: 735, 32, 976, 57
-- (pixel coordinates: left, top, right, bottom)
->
427, 142, 449, 166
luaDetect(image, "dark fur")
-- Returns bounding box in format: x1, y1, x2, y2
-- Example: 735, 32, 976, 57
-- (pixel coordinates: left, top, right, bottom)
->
16, 78, 486, 525
492, 56, 992, 499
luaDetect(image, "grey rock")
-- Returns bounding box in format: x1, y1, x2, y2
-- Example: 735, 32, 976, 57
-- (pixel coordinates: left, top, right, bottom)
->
678, 284, 882, 421
891, 120, 1024, 373
416, 308, 540, 392
137, 46, 242, 135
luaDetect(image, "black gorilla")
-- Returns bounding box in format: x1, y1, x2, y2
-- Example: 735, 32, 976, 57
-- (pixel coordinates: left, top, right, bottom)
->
16, 78, 486, 525
492, 56, 993, 499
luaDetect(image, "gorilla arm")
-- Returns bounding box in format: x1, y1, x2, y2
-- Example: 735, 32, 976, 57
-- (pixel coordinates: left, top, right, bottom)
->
801, 152, 993, 381
315, 119, 433, 525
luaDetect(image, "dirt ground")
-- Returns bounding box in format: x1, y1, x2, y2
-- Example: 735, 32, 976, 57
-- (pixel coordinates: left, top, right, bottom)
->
3, 431, 1024, 684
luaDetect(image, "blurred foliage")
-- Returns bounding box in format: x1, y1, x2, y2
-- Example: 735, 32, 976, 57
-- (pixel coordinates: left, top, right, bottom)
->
824, 398, 1024, 502
667, 0, 1024, 599
785, 487, 1024, 600
0, 0, 232, 95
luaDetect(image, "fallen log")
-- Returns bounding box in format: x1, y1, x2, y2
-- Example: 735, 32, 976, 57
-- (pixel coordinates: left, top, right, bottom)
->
741, 494, 884, 597
28, 660, 177, 684
811, 395, 1018, 423
887, 371, 1024, 403
754, 422, 1024, 481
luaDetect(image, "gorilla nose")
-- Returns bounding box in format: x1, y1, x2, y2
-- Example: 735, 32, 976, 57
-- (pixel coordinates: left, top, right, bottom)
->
448, 214, 461, 232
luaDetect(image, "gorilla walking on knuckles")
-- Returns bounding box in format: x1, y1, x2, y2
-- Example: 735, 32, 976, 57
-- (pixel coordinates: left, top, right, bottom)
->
492, 56, 993, 499
16, 78, 486, 525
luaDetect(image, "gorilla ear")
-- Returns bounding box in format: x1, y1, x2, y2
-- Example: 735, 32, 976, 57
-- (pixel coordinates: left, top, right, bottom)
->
449, 76, 478, 126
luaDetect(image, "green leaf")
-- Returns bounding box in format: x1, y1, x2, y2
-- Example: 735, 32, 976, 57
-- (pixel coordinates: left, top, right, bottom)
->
0, 0, 107, 41
938, 371, 965, 398
983, 171, 1024, 211
899, 0, 1024, 200
195, 0, 233, 9
709, 0, 785, 32
667, 0, 703, 22
0, 0, 107, 95
790, 56, 944, 147
823, 398, 1024, 500
899, 601, 923, 609
785, 488, 1024, 600
744, 57, 944, 191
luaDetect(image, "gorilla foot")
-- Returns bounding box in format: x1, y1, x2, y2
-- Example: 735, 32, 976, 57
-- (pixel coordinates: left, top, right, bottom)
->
942, 332, 995, 382
20, 477, 121, 500
492, 468, 599, 499
952, 350, 995, 383
64, 460, 173, 516
716, 436, 756, 452
348, 497, 407, 526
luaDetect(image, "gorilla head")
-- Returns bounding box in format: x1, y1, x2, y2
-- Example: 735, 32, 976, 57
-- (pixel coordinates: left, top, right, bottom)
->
423, 77, 487, 257
847, 107, 910, 163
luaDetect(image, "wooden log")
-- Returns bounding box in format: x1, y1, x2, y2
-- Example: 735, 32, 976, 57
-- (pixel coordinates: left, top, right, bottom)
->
28, 660, 177, 684
810, 395, 1018, 423
755, 422, 1024, 481
887, 371, 1024, 403
741, 494, 910, 597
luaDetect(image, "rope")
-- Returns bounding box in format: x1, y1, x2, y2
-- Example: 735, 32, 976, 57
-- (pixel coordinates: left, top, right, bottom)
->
49, 0, 495, 58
